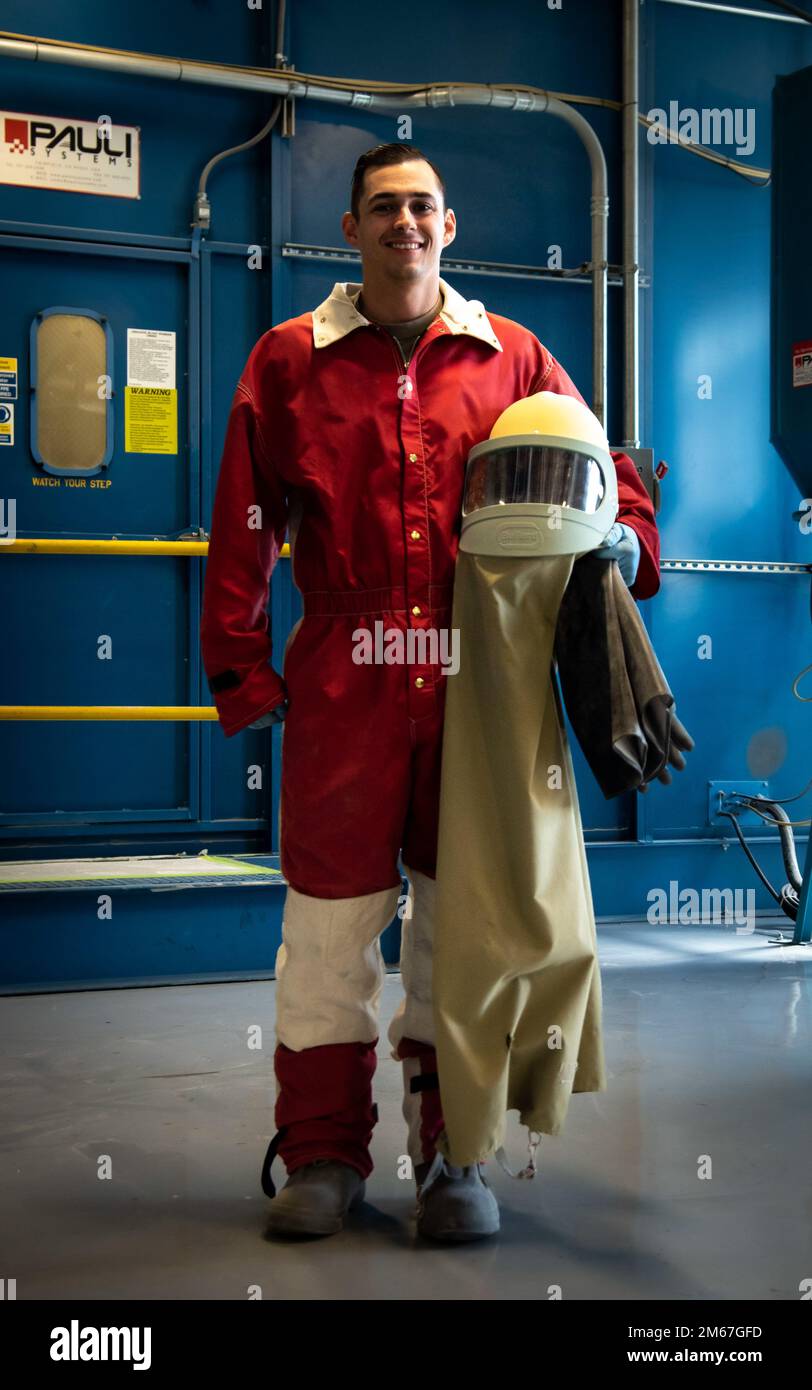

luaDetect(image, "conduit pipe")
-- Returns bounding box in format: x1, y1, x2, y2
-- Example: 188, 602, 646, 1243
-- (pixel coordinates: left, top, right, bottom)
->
622, 0, 640, 448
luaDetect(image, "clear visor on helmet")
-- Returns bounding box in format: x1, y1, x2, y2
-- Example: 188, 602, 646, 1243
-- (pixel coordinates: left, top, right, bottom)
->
462, 444, 607, 517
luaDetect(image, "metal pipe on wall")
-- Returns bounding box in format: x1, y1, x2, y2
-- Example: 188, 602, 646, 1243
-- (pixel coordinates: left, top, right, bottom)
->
622, 0, 640, 448
544, 98, 608, 427
0, 34, 610, 423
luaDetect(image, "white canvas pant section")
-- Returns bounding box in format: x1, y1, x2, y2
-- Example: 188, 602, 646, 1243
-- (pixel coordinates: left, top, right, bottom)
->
274, 881, 401, 1051
274, 867, 438, 1057
387, 866, 437, 1056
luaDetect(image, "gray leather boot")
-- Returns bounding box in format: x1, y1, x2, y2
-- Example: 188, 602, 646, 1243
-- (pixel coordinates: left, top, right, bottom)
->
264, 1159, 366, 1237
414, 1151, 500, 1241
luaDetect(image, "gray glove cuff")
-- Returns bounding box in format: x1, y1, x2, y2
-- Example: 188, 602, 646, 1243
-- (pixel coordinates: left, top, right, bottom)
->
249, 699, 289, 730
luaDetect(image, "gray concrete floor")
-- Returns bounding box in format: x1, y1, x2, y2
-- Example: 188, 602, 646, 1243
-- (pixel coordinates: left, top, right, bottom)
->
1, 922, 810, 1301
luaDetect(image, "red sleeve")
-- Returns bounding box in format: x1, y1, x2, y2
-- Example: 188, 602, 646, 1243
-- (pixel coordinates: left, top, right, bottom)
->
200, 378, 289, 737
535, 349, 661, 600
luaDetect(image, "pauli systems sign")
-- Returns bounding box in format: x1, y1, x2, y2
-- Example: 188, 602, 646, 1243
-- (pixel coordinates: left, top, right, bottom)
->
1, 110, 140, 198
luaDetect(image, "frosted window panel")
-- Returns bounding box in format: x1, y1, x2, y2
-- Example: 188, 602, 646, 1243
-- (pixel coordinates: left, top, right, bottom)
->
36, 314, 107, 471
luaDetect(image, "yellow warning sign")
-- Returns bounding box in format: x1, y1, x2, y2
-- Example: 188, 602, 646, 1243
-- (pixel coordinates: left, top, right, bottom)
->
0, 355, 18, 402
125, 386, 177, 454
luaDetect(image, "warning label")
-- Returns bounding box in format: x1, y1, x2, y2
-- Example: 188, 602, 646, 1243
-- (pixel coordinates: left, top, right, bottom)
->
0, 355, 18, 401
0, 402, 13, 445
792, 340, 812, 388
125, 386, 177, 454
127, 328, 176, 389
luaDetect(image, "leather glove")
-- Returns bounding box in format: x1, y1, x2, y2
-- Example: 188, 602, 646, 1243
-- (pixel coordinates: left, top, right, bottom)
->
589, 521, 641, 587
249, 700, 289, 730
638, 713, 695, 793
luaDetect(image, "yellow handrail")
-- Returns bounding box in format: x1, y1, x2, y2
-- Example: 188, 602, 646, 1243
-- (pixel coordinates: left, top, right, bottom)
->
0, 538, 291, 556
0, 706, 221, 721
1, 538, 290, 721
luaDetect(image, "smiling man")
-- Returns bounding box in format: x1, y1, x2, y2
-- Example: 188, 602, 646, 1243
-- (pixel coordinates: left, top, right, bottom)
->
341, 156, 454, 327
200, 143, 660, 1243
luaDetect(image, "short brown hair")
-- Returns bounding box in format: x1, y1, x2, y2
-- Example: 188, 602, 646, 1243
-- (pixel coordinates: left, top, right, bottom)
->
350, 143, 446, 221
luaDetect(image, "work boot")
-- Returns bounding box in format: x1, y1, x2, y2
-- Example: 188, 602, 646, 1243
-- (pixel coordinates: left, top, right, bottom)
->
414, 1150, 500, 1242
264, 1158, 366, 1238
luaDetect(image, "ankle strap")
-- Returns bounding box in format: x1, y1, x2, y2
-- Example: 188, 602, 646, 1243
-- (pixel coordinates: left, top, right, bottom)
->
260, 1127, 288, 1198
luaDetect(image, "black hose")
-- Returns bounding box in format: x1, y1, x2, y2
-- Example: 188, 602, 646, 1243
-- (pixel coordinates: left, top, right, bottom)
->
754, 772, 812, 806
761, 0, 812, 22
717, 810, 783, 905
748, 797, 803, 892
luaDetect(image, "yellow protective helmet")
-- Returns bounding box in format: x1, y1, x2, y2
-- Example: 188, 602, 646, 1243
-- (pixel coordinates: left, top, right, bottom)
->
460, 390, 619, 558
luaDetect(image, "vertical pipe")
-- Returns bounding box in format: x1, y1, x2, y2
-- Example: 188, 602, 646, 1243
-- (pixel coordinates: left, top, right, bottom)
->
591, 192, 609, 429
546, 97, 609, 426
199, 240, 213, 827
794, 833, 812, 944
623, 0, 641, 446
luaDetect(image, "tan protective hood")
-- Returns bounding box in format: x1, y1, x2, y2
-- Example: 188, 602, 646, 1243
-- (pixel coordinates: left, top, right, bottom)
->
432, 551, 608, 1170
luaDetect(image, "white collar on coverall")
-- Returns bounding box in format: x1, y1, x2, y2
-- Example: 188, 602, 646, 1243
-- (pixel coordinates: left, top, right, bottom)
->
312, 277, 503, 352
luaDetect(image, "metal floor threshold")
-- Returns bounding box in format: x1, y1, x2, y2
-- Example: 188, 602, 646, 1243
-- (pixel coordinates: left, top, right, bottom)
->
0, 852, 284, 894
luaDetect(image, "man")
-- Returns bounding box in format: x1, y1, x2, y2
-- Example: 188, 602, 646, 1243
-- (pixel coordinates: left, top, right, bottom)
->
200, 143, 660, 1241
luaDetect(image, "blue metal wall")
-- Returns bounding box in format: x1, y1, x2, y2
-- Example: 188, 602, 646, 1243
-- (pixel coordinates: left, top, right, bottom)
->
0, 0, 280, 863
643, 1, 812, 904
1, 0, 810, 949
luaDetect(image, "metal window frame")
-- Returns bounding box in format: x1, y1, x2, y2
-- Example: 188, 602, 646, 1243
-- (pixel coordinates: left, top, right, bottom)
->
29, 304, 115, 477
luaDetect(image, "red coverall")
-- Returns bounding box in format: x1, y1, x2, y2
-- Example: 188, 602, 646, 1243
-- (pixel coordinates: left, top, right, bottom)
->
201, 277, 660, 1185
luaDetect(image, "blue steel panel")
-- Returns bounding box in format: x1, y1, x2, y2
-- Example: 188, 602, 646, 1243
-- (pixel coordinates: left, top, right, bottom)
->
0, 238, 196, 832
642, 572, 812, 837
0, 820, 271, 851
650, 4, 812, 565
0, 243, 189, 535
0, 879, 285, 993
0, 552, 192, 819
646, 0, 812, 890
586, 839, 795, 921
771, 65, 812, 500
